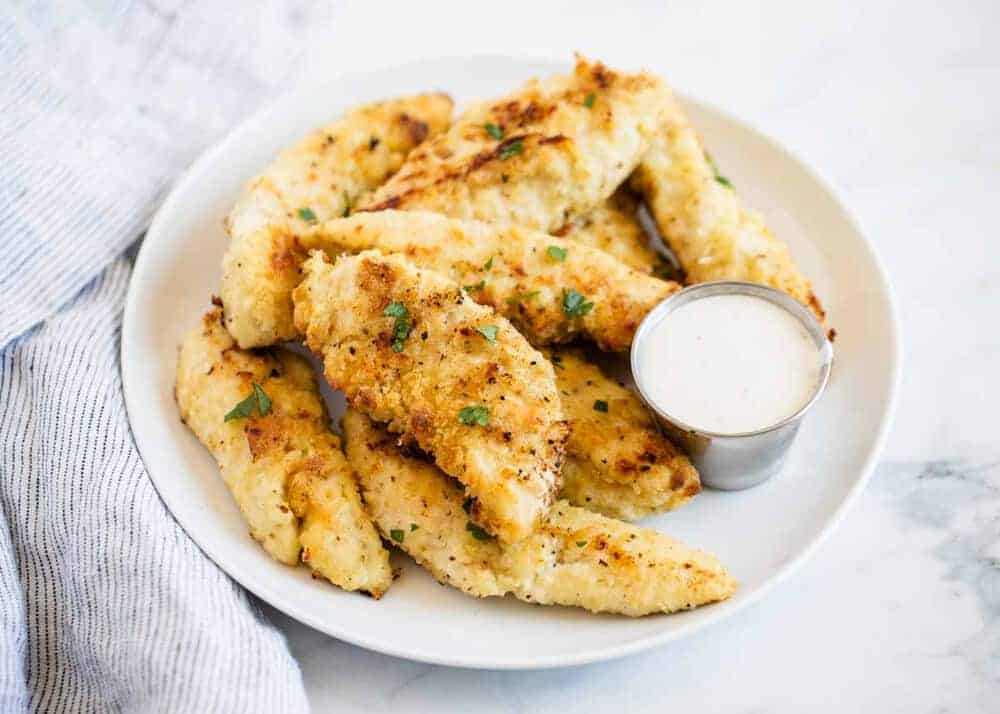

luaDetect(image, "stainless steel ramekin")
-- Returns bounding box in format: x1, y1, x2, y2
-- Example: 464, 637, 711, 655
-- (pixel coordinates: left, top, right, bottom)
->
630, 281, 833, 490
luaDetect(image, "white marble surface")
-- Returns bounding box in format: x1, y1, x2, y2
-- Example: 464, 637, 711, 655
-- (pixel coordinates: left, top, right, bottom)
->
257, 1, 999, 710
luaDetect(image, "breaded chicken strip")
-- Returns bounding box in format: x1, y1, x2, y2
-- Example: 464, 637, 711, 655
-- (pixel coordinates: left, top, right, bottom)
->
558, 187, 666, 275
343, 411, 735, 616
175, 308, 392, 596
631, 96, 824, 320
221, 93, 453, 348
549, 348, 700, 520
359, 57, 671, 232
293, 251, 567, 543
307, 210, 679, 351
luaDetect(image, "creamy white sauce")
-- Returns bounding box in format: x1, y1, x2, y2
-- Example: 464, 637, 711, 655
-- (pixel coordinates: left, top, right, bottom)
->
638, 294, 822, 434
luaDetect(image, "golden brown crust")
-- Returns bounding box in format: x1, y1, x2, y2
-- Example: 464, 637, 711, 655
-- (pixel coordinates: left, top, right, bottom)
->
221, 93, 454, 348
293, 251, 567, 543
343, 411, 735, 616
557, 187, 667, 275
632, 95, 824, 320
359, 57, 673, 232
308, 210, 680, 351
175, 308, 392, 596
548, 348, 700, 520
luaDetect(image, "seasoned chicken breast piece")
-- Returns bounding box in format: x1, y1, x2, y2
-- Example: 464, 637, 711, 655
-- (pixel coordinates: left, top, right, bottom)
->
307, 210, 680, 351
175, 307, 392, 596
221, 93, 453, 348
631, 95, 824, 320
343, 411, 736, 616
548, 348, 700, 520
359, 57, 672, 233
293, 251, 567, 543
558, 187, 666, 275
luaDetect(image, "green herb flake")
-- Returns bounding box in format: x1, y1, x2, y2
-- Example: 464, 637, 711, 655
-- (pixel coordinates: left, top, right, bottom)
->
342, 191, 352, 217
576, 540, 588, 548
462, 496, 474, 514
546, 245, 568, 262
583, 92, 596, 108
476, 325, 498, 344
390, 528, 405, 543
704, 151, 733, 189
593, 400, 609, 413
463, 280, 486, 293
485, 122, 504, 140
297, 207, 317, 223
253, 384, 272, 416
484, 256, 494, 270
410, 523, 419, 532
383, 302, 407, 318
224, 383, 272, 422
505, 290, 540, 305
383, 302, 411, 352
550, 354, 564, 369
562, 288, 595, 318
498, 139, 524, 161
466, 522, 492, 541
458, 405, 489, 426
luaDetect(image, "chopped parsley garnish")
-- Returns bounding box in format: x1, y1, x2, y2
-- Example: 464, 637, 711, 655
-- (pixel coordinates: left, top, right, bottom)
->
583, 92, 596, 108
562, 288, 595, 318
484, 256, 494, 270
458, 405, 489, 426
704, 151, 733, 188
383, 301, 412, 352
506, 290, 540, 305
593, 400, 609, 413
485, 122, 504, 140
390, 528, 405, 543
383, 302, 407, 318
410, 523, 419, 532
550, 354, 564, 369
466, 522, 492, 541
224, 383, 272, 422
297, 207, 317, 223
498, 139, 524, 160
476, 325, 498, 344
546, 245, 568, 262
462, 496, 474, 514
342, 191, 352, 217
463, 280, 486, 293
576, 540, 588, 548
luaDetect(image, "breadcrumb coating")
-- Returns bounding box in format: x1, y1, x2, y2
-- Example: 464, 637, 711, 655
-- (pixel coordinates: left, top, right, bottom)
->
293, 251, 567, 543
344, 411, 735, 616
175, 308, 392, 596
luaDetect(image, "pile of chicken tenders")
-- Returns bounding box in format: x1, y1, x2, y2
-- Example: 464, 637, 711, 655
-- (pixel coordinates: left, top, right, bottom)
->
175, 56, 821, 616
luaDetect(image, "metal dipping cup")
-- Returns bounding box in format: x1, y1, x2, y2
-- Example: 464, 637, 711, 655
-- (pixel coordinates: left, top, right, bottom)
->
630, 281, 833, 490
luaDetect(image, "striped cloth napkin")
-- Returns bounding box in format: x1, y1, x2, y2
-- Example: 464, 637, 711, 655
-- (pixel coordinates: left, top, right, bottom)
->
1, 2, 337, 710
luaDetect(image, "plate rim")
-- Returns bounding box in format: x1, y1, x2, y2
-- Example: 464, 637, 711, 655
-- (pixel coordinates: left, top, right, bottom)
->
122, 54, 902, 670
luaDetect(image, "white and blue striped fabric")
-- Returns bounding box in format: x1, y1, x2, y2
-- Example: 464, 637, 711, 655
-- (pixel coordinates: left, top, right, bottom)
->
0, 2, 336, 710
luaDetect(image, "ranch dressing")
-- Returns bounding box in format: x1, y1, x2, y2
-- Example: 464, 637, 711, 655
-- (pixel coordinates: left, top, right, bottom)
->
637, 294, 822, 434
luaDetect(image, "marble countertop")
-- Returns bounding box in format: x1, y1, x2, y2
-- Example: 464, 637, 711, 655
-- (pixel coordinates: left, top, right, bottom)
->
262, 1, 999, 710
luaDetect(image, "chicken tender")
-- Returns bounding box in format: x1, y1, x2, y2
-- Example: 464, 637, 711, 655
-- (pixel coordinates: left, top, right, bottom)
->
343, 411, 735, 616
175, 307, 392, 596
549, 348, 700, 520
308, 210, 680, 351
632, 96, 824, 320
558, 187, 666, 275
221, 93, 453, 348
293, 251, 567, 543
359, 57, 672, 233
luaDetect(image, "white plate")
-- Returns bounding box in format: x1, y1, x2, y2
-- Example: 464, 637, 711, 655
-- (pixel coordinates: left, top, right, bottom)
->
122, 56, 900, 669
